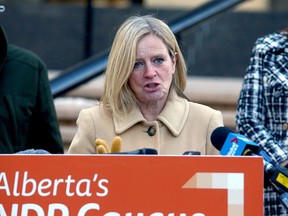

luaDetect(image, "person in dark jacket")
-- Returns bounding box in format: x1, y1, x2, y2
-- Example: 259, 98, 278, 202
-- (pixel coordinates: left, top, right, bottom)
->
0, 25, 63, 154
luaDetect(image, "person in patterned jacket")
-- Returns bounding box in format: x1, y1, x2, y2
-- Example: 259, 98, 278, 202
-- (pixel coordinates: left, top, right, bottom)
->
236, 27, 288, 216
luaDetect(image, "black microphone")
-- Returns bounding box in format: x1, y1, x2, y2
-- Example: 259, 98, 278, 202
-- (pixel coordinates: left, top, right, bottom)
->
183, 151, 201, 155
211, 126, 274, 174
211, 127, 275, 164
210, 126, 278, 175
211, 126, 288, 209
110, 148, 158, 155
211, 126, 260, 156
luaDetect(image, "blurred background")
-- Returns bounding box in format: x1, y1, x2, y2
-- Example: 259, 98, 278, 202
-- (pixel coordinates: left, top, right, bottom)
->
0, 0, 287, 151
1, 0, 287, 75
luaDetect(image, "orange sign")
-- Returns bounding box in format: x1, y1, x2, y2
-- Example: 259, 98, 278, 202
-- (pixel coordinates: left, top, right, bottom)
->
0, 155, 263, 216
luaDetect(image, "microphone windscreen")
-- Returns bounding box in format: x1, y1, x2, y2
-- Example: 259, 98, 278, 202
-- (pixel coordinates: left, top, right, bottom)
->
110, 136, 122, 153
210, 126, 233, 151
97, 145, 107, 154
15, 149, 51, 154
95, 139, 109, 153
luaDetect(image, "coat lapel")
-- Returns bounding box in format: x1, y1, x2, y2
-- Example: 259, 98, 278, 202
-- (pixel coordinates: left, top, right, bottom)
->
113, 90, 189, 136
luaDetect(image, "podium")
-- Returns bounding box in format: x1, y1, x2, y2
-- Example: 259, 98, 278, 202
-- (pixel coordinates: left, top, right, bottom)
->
0, 155, 263, 215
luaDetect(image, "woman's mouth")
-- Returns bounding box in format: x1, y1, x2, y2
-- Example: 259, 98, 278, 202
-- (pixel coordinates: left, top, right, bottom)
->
146, 83, 158, 88
144, 83, 160, 91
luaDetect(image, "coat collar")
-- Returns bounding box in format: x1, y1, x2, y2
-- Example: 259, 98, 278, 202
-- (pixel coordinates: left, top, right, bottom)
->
113, 90, 189, 136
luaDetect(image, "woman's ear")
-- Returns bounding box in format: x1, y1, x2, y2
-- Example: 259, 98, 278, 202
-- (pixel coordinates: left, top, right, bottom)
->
172, 52, 177, 74
173, 52, 178, 63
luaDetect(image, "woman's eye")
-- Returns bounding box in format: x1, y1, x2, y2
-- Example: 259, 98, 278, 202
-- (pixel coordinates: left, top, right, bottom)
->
134, 61, 143, 69
154, 57, 164, 65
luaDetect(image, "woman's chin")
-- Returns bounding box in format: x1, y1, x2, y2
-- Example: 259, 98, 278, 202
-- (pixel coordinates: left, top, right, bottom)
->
142, 93, 167, 103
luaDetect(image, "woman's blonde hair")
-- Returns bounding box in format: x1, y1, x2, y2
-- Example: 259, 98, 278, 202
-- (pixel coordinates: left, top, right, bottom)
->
101, 15, 187, 118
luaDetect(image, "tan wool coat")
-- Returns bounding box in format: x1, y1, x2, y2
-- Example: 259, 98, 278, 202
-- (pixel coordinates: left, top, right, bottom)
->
68, 91, 224, 155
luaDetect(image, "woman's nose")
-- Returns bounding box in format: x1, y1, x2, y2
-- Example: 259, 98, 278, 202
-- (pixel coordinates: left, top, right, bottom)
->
144, 63, 157, 78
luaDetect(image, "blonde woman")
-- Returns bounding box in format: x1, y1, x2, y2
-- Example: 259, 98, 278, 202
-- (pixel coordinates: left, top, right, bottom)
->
68, 15, 223, 155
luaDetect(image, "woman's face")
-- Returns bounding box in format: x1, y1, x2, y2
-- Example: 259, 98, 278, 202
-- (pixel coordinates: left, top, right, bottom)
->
128, 34, 176, 104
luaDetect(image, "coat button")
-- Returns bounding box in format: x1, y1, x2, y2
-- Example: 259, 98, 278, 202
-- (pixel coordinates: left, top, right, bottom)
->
147, 126, 156, 136
282, 123, 288, 130
274, 92, 281, 98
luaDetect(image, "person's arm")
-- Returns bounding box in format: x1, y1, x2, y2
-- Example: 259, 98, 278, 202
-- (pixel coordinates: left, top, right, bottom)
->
236, 38, 288, 164
27, 60, 63, 153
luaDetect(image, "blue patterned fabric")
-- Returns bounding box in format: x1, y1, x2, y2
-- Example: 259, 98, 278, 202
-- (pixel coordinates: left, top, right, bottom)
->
236, 31, 288, 215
